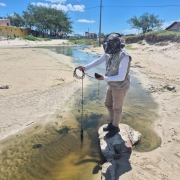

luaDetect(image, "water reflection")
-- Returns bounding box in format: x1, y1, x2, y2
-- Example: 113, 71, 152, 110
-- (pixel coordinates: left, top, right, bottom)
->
49, 45, 161, 152
51, 46, 75, 56
57, 45, 161, 151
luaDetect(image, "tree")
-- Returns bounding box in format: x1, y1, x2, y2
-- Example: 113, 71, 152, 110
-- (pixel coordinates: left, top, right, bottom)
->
6, 13, 25, 27
22, 4, 36, 28
4, 4, 72, 37
22, 4, 72, 35
127, 13, 164, 33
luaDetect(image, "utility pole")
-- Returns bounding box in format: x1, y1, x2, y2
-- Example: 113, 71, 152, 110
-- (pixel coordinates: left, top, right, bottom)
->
88, 28, 89, 39
98, 0, 102, 47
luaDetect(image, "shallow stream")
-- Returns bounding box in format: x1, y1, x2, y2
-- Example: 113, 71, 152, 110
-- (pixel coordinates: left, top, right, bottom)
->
0, 45, 161, 180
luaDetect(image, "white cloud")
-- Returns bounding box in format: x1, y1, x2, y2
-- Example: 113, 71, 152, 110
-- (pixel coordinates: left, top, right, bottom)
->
31, 2, 85, 12
66, 4, 85, 12
161, 21, 174, 30
77, 19, 95, 23
45, 0, 66, 3
51, 3, 68, 11
0, 3, 6, 6
32, 2, 49, 7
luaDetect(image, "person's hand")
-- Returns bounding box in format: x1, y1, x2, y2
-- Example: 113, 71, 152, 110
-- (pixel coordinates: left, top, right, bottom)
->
77, 66, 85, 71
95, 74, 104, 80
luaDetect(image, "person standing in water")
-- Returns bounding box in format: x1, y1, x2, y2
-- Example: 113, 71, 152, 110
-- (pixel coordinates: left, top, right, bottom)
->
77, 33, 131, 138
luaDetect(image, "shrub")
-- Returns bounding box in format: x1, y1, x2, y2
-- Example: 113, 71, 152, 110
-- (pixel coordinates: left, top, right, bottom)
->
137, 40, 143, 44
23, 35, 51, 41
68, 38, 99, 46
125, 30, 180, 44
23, 35, 38, 41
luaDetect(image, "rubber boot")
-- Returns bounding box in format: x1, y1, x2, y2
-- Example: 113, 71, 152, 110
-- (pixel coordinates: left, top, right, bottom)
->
103, 122, 113, 132
105, 125, 120, 139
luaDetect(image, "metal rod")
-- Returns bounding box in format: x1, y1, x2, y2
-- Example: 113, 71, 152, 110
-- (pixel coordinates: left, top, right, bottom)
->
81, 73, 84, 142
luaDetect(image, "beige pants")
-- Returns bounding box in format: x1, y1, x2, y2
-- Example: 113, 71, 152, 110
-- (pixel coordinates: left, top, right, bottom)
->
104, 86, 129, 127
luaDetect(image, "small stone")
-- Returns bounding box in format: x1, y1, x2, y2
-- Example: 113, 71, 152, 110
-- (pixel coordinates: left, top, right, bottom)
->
167, 86, 175, 91
33, 144, 42, 149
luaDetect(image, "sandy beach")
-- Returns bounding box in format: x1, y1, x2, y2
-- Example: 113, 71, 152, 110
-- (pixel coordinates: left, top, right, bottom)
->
0, 39, 85, 140
0, 38, 70, 47
0, 38, 180, 179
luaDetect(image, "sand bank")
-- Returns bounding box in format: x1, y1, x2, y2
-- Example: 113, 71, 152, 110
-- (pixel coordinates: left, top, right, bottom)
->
0, 39, 89, 140
0, 38, 71, 47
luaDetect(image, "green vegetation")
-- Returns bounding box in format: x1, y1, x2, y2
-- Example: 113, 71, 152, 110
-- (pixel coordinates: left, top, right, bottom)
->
68, 38, 99, 47
127, 13, 163, 33
137, 40, 143, 44
125, 44, 132, 50
155, 42, 169, 46
125, 30, 180, 44
146, 30, 180, 36
5, 4, 72, 35
23, 35, 51, 41
125, 44, 138, 50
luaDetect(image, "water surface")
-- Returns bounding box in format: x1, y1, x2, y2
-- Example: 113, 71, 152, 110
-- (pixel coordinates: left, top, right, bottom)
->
0, 45, 161, 180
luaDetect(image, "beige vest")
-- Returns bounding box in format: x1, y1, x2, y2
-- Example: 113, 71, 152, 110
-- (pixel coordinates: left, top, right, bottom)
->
105, 48, 131, 89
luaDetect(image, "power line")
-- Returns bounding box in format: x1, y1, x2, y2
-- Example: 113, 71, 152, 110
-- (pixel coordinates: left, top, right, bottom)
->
84, 4, 180, 10
85, 6, 99, 10
103, 5, 180, 8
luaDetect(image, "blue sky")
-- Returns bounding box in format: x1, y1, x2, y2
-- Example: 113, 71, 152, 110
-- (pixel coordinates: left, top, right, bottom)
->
0, 0, 180, 35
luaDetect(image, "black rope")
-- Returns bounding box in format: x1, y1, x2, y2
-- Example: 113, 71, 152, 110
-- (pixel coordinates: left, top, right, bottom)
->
73, 68, 89, 142
73, 67, 86, 80
81, 77, 83, 142
73, 67, 95, 79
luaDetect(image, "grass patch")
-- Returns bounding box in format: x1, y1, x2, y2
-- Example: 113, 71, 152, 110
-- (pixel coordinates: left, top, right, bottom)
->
125, 44, 132, 50
155, 42, 169, 46
23, 35, 51, 41
125, 44, 138, 50
68, 38, 99, 47
146, 30, 180, 36
137, 40, 143, 44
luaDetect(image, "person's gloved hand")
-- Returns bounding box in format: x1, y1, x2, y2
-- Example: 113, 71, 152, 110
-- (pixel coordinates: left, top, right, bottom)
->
95, 73, 104, 80
77, 66, 85, 71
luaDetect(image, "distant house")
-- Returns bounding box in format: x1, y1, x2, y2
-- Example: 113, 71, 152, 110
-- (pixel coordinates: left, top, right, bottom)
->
0, 25, 31, 38
85, 32, 97, 39
57, 32, 67, 39
165, 22, 180, 32
0, 19, 30, 37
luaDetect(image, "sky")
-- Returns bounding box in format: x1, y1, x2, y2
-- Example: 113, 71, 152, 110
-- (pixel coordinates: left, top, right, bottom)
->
0, 0, 180, 35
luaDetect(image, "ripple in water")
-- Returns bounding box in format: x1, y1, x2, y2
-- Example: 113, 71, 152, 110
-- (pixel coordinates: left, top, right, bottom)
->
0, 46, 161, 180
